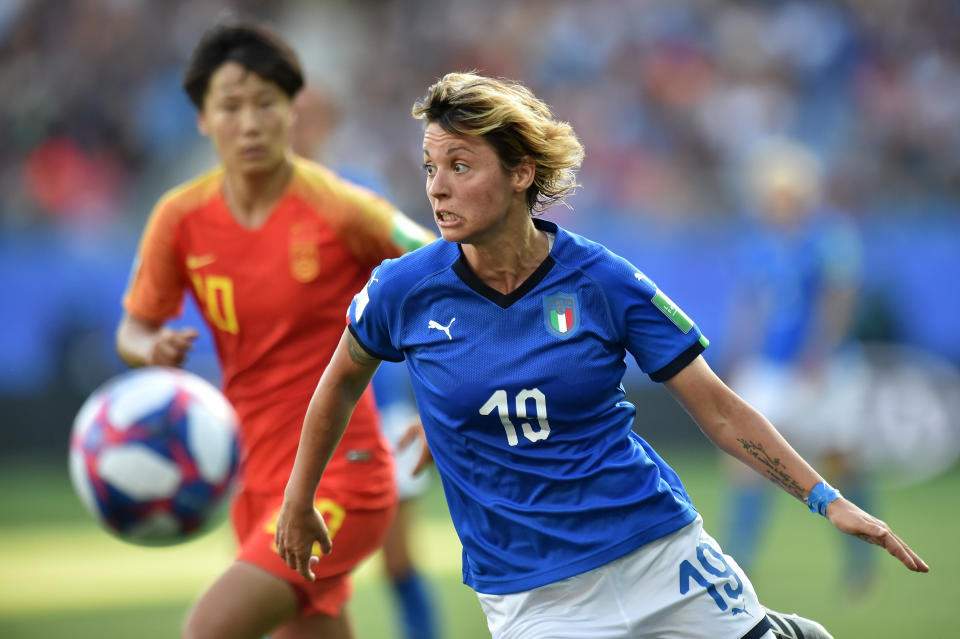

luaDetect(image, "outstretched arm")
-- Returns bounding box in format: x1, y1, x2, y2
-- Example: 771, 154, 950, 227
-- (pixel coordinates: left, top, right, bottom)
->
275, 328, 382, 581
665, 355, 929, 574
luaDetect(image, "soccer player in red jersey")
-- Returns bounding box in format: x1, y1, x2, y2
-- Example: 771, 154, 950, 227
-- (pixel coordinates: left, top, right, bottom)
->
116, 23, 433, 639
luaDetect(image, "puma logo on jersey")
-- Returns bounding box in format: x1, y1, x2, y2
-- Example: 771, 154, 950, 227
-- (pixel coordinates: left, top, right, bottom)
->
428, 317, 455, 340
186, 254, 216, 269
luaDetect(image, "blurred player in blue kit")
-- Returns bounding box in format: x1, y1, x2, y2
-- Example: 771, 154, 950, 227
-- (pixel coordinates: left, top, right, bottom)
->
275, 72, 927, 639
292, 88, 440, 639
721, 138, 875, 595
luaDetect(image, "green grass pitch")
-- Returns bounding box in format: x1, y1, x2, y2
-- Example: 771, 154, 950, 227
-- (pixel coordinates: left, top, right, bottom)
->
1, 450, 955, 638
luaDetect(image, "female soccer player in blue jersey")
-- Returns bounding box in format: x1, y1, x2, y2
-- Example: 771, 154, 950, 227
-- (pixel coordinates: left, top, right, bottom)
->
275, 72, 927, 639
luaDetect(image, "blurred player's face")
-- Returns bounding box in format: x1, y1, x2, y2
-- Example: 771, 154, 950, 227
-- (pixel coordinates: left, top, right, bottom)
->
198, 62, 294, 175
762, 184, 810, 229
422, 122, 531, 244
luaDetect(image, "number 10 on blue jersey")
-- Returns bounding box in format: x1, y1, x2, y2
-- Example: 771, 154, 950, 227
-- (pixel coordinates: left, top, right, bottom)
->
480, 388, 551, 446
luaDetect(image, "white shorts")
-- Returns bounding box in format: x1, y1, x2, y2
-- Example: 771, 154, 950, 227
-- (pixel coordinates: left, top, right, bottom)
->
380, 404, 430, 501
476, 516, 772, 639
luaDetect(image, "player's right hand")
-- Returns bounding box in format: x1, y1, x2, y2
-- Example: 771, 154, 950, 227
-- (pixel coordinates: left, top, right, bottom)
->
826, 498, 929, 573
147, 327, 198, 367
274, 499, 333, 583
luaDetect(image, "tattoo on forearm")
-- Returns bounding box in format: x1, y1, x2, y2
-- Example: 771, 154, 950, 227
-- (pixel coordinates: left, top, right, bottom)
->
736, 438, 806, 500
347, 334, 378, 366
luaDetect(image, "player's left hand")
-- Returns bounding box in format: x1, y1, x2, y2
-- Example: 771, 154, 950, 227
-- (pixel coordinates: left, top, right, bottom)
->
398, 419, 433, 475
274, 498, 332, 582
826, 498, 929, 573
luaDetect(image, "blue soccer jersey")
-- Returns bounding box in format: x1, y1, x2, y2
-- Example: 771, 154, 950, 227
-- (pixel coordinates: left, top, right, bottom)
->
348, 219, 709, 594
738, 213, 861, 364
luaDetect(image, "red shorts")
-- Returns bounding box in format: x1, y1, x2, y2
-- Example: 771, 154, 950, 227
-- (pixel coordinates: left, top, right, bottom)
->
231, 488, 396, 617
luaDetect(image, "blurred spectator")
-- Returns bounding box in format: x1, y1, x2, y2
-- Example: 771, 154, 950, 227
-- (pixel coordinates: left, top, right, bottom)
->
3, 0, 960, 231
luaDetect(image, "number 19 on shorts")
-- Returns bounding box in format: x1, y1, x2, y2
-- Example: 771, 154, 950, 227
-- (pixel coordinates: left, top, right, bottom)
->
480, 388, 551, 446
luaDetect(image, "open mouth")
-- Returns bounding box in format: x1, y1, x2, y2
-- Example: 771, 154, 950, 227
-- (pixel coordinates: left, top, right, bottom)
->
435, 210, 458, 225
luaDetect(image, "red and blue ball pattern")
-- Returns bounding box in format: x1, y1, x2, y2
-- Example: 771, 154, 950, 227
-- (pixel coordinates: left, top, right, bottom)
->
69, 367, 240, 546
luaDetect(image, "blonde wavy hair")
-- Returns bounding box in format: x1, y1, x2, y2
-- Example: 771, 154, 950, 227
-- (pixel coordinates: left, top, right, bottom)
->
412, 72, 584, 214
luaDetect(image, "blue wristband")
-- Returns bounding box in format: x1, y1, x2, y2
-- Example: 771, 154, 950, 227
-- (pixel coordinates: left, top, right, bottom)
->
805, 481, 841, 516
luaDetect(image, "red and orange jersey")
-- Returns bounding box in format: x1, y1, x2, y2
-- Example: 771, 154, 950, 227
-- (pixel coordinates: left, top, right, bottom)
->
124, 156, 434, 507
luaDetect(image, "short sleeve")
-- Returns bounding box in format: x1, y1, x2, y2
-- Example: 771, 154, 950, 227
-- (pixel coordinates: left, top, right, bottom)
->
347, 262, 405, 362
302, 163, 435, 269
123, 198, 186, 323
334, 179, 431, 265
601, 257, 708, 382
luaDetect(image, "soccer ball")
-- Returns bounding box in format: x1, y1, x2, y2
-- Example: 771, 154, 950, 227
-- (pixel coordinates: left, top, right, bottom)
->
69, 367, 240, 546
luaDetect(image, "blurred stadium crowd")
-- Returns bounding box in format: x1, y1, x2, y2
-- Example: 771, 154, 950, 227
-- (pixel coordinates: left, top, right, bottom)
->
1, 0, 959, 451
4, 0, 960, 227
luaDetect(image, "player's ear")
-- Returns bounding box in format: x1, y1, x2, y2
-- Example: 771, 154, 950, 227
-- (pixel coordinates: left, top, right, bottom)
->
513, 156, 535, 192
196, 111, 210, 138
286, 105, 298, 137
289, 101, 299, 127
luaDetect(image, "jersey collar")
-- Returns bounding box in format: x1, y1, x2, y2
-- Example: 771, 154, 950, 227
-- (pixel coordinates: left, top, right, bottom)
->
452, 218, 558, 309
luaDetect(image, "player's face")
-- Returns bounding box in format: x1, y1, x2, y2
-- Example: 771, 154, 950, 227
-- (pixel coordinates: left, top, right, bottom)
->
422, 122, 529, 244
198, 62, 295, 175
